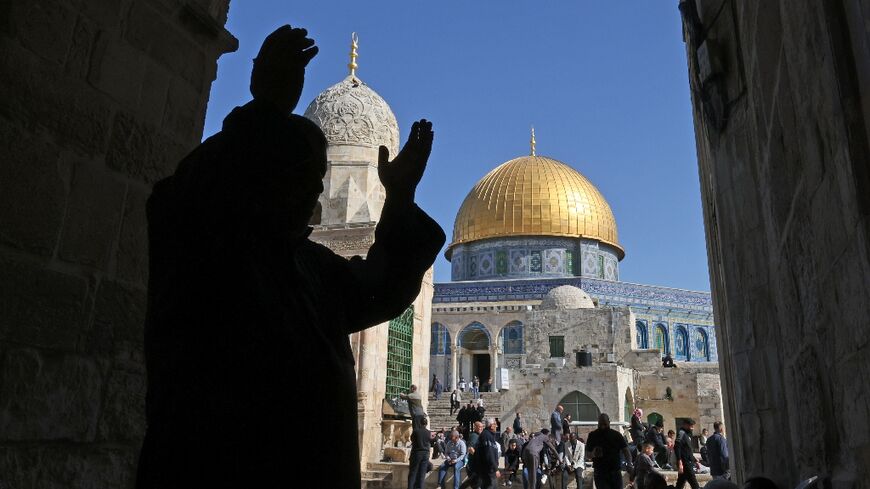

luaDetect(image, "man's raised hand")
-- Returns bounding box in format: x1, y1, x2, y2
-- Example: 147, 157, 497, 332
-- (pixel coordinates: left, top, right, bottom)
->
250, 25, 319, 114
378, 119, 434, 204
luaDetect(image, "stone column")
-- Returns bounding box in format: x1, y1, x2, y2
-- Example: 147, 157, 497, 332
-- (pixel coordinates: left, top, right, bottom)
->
451, 332, 459, 390
489, 343, 498, 391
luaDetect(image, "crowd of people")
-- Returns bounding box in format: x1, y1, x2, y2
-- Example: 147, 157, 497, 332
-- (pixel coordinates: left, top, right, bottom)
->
407, 402, 730, 489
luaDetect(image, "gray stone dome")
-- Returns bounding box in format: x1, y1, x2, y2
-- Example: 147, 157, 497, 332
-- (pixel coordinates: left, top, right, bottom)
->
540, 285, 595, 310
303, 75, 400, 157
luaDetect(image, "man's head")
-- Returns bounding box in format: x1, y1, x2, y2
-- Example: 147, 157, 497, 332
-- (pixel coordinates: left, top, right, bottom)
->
409, 385, 418, 393
516, 412, 521, 417
569, 432, 577, 443
234, 114, 326, 236
473, 421, 484, 433
655, 419, 664, 431
557, 405, 564, 413
714, 421, 725, 434
509, 439, 518, 449
598, 413, 611, 429
702, 428, 709, 436
667, 430, 675, 438
505, 426, 513, 434
682, 418, 696, 431
487, 418, 498, 432
450, 430, 460, 441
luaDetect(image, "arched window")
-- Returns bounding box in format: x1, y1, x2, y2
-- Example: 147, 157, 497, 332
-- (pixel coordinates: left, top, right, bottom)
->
459, 322, 491, 350
502, 321, 524, 354
430, 323, 451, 355
654, 324, 669, 356
647, 412, 663, 427
675, 325, 689, 361
636, 321, 649, 349
559, 391, 601, 422
693, 328, 709, 361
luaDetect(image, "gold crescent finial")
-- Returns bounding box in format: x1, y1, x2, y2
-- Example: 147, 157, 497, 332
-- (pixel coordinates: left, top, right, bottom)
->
530, 126, 537, 156
348, 32, 359, 79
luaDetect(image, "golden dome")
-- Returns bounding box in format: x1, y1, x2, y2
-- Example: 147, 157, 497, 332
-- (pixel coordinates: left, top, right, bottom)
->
447, 155, 624, 259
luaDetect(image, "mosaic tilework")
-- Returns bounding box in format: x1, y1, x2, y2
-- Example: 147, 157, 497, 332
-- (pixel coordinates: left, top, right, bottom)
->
448, 237, 619, 281
479, 252, 494, 276
530, 251, 542, 272
434, 276, 713, 313
543, 250, 564, 273
510, 249, 527, 274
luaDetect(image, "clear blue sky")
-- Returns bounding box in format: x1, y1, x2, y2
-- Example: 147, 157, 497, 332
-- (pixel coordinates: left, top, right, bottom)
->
203, 1, 711, 292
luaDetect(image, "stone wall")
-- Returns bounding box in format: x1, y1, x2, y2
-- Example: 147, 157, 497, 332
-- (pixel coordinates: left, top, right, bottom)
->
633, 364, 723, 434
682, 1, 870, 488
0, 0, 235, 486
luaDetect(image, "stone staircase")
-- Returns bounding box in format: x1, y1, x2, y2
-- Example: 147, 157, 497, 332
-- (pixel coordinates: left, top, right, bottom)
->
426, 391, 504, 432
361, 462, 396, 489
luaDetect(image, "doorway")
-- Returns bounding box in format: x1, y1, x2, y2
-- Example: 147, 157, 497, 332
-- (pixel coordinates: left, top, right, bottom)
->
473, 354, 491, 386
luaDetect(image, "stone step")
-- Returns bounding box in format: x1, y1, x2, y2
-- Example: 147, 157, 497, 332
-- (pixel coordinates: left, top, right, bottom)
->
361, 470, 392, 480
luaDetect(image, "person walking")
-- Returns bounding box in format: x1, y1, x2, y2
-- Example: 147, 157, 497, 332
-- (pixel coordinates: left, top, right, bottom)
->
434, 377, 444, 401
674, 419, 701, 489
450, 389, 462, 416
475, 418, 502, 489
408, 416, 432, 489
586, 413, 632, 489
472, 376, 480, 399
706, 421, 729, 480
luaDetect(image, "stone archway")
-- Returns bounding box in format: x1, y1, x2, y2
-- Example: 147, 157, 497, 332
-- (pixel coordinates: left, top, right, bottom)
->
457, 322, 492, 389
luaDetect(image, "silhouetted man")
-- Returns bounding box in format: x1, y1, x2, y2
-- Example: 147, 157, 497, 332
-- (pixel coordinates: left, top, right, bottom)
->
137, 26, 445, 488
586, 413, 633, 489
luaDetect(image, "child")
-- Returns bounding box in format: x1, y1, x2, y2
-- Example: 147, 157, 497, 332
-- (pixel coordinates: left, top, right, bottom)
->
633, 442, 660, 489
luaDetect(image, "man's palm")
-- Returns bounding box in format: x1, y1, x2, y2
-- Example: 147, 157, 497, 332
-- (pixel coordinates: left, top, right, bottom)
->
378, 119, 433, 201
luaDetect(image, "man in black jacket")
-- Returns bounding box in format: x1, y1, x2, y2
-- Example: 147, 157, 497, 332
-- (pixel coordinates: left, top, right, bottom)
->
645, 420, 669, 469
586, 413, 633, 489
475, 418, 502, 489
706, 421, 729, 480
408, 416, 433, 489
674, 419, 701, 489
136, 25, 445, 489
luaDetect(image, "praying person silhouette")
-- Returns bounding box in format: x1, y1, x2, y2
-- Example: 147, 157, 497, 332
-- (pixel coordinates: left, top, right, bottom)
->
136, 25, 445, 488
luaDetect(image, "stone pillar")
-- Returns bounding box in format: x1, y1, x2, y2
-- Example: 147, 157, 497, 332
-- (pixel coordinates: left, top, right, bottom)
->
451, 336, 459, 391
489, 343, 499, 391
